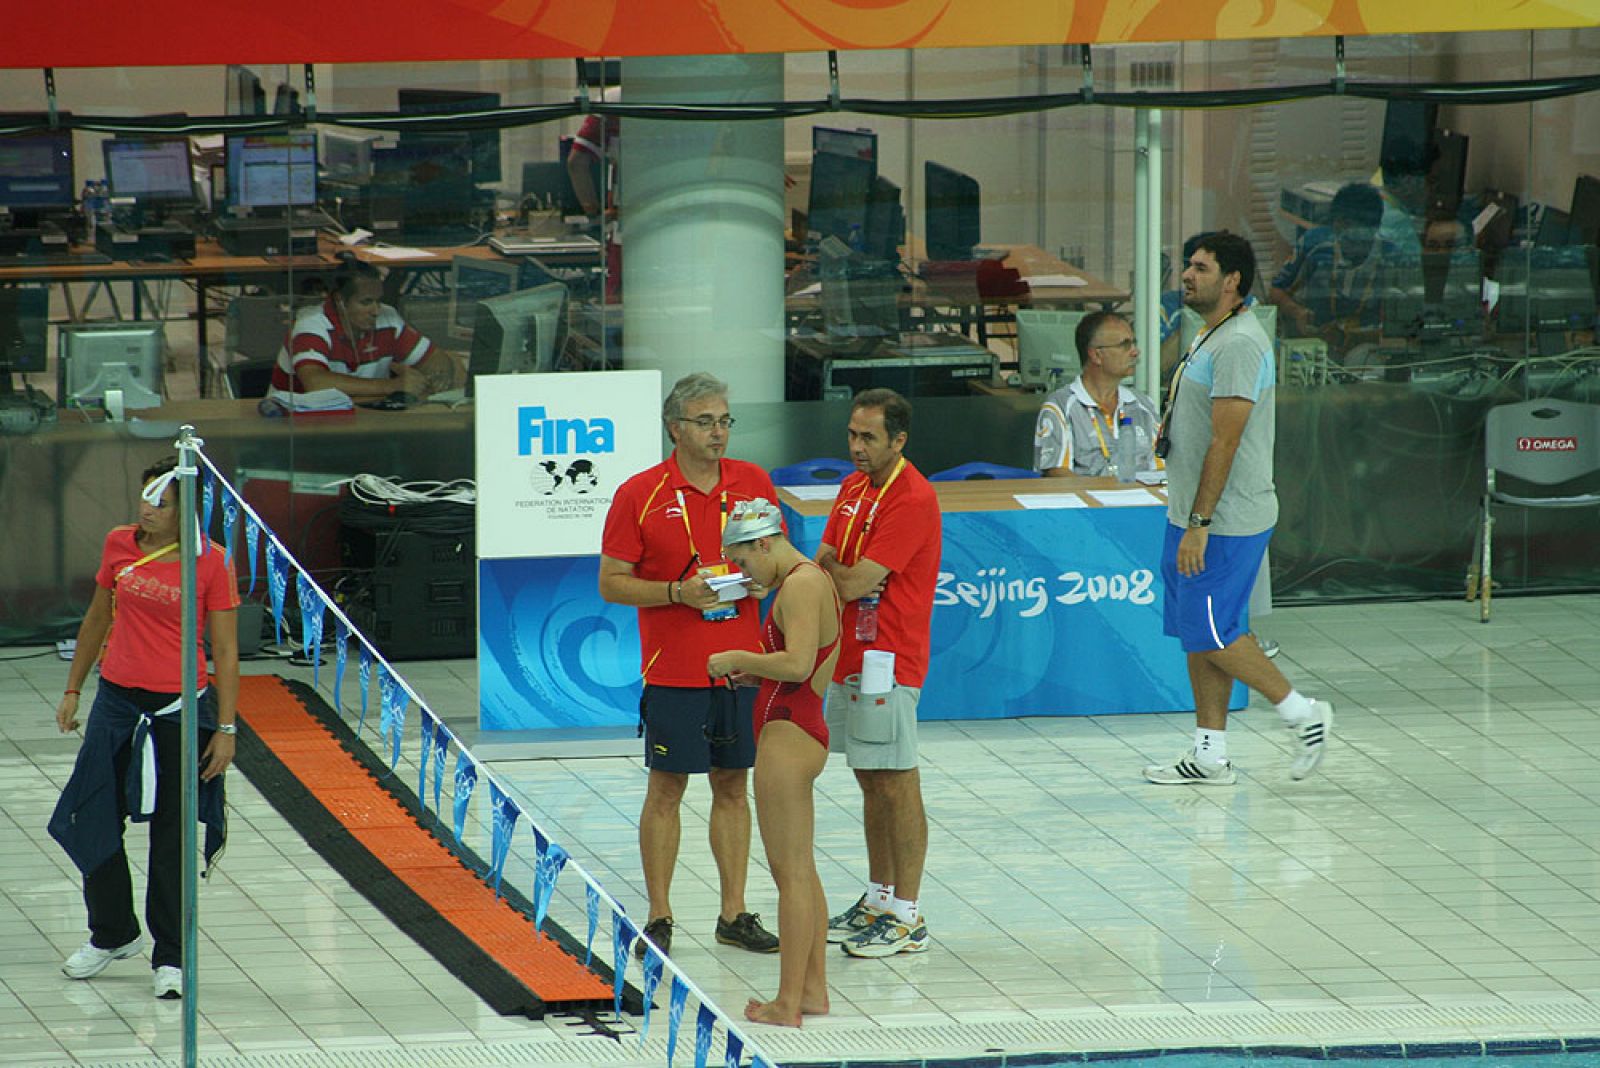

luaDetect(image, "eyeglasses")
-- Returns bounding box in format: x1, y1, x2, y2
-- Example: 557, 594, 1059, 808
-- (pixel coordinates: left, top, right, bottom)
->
678, 415, 736, 431
1093, 338, 1138, 353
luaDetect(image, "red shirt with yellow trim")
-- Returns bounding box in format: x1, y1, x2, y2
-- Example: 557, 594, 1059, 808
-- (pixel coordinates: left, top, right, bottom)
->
822, 461, 941, 688
95, 526, 240, 693
601, 454, 781, 688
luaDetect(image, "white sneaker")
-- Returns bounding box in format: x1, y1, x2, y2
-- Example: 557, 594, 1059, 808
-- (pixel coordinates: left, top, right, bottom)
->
1144, 748, 1237, 786
153, 966, 182, 1000
62, 937, 143, 979
1289, 700, 1333, 780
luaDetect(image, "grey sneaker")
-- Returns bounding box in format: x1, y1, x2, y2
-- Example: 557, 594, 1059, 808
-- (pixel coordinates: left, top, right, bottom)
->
826, 894, 885, 944
153, 965, 182, 1000
841, 912, 929, 958
1289, 700, 1333, 780
62, 937, 143, 979
1144, 749, 1237, 786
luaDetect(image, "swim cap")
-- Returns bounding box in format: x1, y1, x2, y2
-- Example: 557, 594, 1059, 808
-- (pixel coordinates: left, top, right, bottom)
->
723, 497, 784, 545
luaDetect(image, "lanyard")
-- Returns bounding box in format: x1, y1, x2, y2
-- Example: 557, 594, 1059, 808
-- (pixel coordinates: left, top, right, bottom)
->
1088, 400, 1121, 459
838, 457, 905, 566
1156, 303, 1243, 451
673, 487, 728, 567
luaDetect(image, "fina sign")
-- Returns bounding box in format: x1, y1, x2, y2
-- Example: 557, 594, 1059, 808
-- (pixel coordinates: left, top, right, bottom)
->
476, 371, 662, 559
1516, 436, 1578, 452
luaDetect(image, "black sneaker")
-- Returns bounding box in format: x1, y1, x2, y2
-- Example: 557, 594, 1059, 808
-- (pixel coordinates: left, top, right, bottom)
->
637, 916, 673, 960
715, 912, 779, 953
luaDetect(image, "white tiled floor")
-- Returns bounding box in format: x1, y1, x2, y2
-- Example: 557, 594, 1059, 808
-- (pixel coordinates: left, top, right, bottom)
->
4, 595, 1600, 1066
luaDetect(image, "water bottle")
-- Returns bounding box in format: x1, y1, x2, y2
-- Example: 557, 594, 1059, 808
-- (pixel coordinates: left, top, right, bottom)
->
80, 181, 97, 240
93, 181, 112, 231
1113, 413, 1139, 482
854, 592, 880, 643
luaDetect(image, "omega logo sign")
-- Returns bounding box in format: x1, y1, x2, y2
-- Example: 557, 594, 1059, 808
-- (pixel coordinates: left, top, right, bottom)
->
1516, 436, 1578, 452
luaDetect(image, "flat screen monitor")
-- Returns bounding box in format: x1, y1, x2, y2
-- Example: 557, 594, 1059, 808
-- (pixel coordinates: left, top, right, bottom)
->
806, 150, 874, 245
449, 255, 523, 339
1536, 207, 1576, 248
924, 160, 981, 261
468, 283, 569, 382
0, 124, 74, 210
522, 159, 584, 217
1571, 174, 1600, 246
322, 130, 378, 182
0, 287, 49, 376
863, 175, 905, 264
813, 126, 876, 163
397, 88, 502, 184
1427, 129, 1468, 215
58, 322, 165, 410
225, 66, 266, 116
226, 130, 317, 210
372, 138, 475, 237
1380, 100, 1439, 177
103, 137, 194, 205
1015, 308, 1086, 387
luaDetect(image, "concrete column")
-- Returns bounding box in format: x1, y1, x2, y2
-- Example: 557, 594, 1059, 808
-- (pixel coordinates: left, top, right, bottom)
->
619, 54, 786, 404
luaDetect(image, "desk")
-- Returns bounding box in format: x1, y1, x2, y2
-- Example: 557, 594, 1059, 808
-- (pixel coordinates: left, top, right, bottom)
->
777, 477, 1239, 719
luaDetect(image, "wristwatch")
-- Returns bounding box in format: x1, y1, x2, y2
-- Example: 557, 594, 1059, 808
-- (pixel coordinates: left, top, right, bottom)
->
1187, 513, 1212, 529
216, 723, 238, 735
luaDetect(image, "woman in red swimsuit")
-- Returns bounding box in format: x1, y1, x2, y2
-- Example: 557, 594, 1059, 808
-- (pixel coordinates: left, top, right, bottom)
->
708, 498, 840, 1028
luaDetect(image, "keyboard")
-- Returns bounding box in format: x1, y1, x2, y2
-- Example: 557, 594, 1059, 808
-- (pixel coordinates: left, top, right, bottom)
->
0, 250, 114, 267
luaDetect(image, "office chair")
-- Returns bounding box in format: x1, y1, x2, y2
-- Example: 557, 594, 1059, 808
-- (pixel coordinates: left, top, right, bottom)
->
214, 295, 317, 398
1467, 398, 1600, 621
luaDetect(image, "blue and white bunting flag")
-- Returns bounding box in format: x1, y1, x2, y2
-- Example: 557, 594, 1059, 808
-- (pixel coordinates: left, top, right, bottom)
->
612, 913, 637, 1020
266, 542, 288, 647
585, 885, 600, 965
693, 1004, 715, 1068
639, 948, 664, 1045
488, 782, 520, 898
418, 708, 437, 808
244, 514, 260, 594
357, 645, 373, 735
724, 1032, 743, 1068
379, 668, 407, 769
333, 622, 349, 713
533, 840, 567, 932
452, 751, 477, 844
221, 494, 238, 568
201, 468, 215, 552
431, 723, 449, 811
295, 571, 326, 688
666, 976, 689, 1067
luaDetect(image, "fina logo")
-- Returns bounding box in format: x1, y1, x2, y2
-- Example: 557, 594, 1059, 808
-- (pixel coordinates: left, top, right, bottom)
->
518, 405, 615, 457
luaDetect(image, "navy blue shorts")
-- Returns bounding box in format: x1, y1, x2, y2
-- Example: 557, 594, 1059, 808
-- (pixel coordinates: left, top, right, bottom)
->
1161, 523, 1272, 653
640, 685, 756, 774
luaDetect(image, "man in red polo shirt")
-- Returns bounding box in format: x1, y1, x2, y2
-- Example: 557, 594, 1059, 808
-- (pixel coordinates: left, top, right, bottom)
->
600, 372, 780, 959
817, 388, 942, 958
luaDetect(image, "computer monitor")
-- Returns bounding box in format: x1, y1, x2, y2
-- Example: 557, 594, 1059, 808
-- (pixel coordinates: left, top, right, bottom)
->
813, 126, 876, 163
1571, 175, 1600, 246
468, 283, 570, 384
1537, 207, 1576, 248
225, 131, 317, 211
1427, 129, 1468, 216
1380, 100, 1439, 178
321, 130, 378, 182
521, 159, 583, 217
397, 88, 502, 184
0, 287, 49, 392
806, 150, 874, 246
924, 161, 981, 262
372, 138, 476, 241
103, 137, 194, 206
0, 123, 74, 214
58, 322, 165, 410
862, 176, 905, 264
1381, 251, 1482, 342
1015, 308, 1086, 387
449, 255, 523, 340
273, 83, 301, 117
225, 66, 266, 117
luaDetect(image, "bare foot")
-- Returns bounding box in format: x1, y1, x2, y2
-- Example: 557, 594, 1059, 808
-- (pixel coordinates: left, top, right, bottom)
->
745, 997, 802, 1027
801, 996, 830, 1016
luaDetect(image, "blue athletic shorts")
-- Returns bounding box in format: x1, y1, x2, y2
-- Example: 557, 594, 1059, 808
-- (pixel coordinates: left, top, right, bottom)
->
1161, 523, 1272, 653
640, 684, 756, 774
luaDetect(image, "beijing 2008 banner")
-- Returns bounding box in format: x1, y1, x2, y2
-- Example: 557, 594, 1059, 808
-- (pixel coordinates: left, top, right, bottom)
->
475, 371, 661, 732
7, 0, 1593, 69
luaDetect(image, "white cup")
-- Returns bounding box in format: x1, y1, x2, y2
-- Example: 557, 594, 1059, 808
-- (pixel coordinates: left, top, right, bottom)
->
860, 649, 896, 695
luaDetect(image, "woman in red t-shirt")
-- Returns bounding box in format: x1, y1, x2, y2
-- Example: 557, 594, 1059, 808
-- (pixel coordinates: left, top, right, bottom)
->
51, 457, 239, 1001
707, 499, 840, 1028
